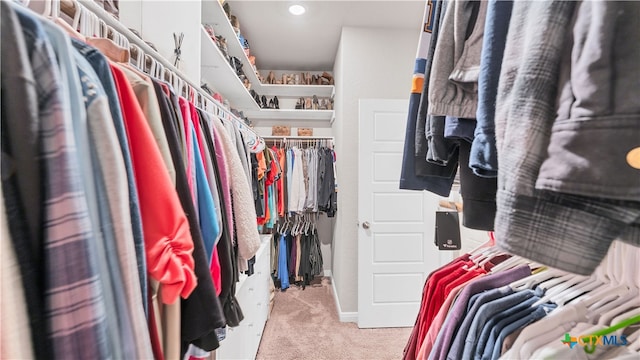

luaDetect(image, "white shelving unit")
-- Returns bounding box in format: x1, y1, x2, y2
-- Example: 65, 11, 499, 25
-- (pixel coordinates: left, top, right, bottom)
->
243, 109, 334, 122
200, 26, 260, 110
200, 0, 335, 123
202, 0, 262, 86
255, 84, 334, 98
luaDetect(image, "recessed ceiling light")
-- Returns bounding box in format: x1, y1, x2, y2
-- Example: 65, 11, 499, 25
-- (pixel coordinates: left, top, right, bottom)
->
289, 4, 306, 15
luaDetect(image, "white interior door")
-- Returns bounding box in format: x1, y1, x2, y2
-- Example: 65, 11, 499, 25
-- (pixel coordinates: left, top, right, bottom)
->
357, 99, 453, 328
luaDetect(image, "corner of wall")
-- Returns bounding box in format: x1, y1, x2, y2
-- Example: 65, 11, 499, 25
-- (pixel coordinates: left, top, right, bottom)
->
329, 272, 358, 323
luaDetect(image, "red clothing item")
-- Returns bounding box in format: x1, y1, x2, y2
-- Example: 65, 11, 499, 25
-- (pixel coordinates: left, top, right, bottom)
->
404, 255, 471, 360
276, 148, 286, 216
111, 64, 197, 304
189, 102, 208, 176
179, 97, 195, 200
265, 149, 278, 186
256, 151, 268, 226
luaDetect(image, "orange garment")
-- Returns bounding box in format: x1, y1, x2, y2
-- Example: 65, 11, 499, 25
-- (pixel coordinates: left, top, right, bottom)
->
111, 64, 197, 304
256, 150, 269, 226
277, 148, 286, 216
255, 151, 266, 180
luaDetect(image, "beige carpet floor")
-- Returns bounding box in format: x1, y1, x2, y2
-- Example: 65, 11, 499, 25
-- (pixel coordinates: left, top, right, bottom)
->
256, 277, 412, 360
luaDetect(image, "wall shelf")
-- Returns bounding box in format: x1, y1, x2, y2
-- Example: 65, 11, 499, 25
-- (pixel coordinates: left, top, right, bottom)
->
244, 109, 334, 122
200, 26, 259, 110
254, 84, 334, 98
201, 0, 262, 87
200, 0, 335, 123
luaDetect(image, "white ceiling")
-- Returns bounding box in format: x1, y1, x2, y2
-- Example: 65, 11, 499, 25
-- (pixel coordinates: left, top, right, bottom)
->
227, 0, 426, 71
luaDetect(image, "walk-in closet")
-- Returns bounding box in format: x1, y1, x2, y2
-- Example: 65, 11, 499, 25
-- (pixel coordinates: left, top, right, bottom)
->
1, 0, 638, 359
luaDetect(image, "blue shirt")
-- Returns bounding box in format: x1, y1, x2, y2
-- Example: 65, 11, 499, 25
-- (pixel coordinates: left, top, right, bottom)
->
457, 289, 537, 360
490, 305, 551, 360
447, 286, 513, 360
481, 301, 555, 360
475, 295, 540, 359
444, 117, 476, 143
469, 0, 514, 178
192, 125, 220, 264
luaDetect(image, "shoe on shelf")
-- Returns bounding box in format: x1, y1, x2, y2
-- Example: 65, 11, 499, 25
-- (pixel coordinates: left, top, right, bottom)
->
295, 98, 303, 110
250, 90, 260, 105
319, 98, 328, 110
261, 95, 268, 109
321, 71, 334, 85
305, 97, 312, 110
266, 71, 276, 84
304, 72, 312, 85
274, 96, 280, 109
269, 98, 275, 109
312, 95, 319, 110
282, 74, 288, 85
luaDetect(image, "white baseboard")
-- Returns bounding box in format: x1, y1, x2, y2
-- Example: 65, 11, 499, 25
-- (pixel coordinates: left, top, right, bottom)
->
328, 273, 358, 323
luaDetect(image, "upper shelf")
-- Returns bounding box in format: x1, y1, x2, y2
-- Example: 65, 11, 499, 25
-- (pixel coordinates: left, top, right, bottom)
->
254, 84, 334, 98
201, 0, 262, 87
243, 109, 334, 122
200, 26, 259, 110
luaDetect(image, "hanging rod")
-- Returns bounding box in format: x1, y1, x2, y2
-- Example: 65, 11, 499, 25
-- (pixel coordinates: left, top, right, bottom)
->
262, 136, 335, 140
56, 0, 263, 146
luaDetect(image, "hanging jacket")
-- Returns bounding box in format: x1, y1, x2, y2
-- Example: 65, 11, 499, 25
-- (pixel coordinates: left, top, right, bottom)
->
494, 1, 640, 276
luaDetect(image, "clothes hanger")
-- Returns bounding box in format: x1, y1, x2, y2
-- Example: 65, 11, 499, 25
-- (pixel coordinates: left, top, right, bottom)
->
531, 273, 592, 307
554, 276, 605, 306
87, 26, 130, 62
129, 43, 144, 70
488, 252, 531, 273
40, 0, 52, 16
508, 267, 560, 291
576, 314, 640, 355
592, 314, 640, 339
627, 329, 640, 352
597, 299, 640, 326
610, 309, 640, 329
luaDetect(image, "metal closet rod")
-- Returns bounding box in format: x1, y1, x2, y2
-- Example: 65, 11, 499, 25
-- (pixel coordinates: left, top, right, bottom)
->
262, 136, 335, 140
59, 0, 261, 141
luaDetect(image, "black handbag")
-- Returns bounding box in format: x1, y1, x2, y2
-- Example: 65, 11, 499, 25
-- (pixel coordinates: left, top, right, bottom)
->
434, 211, 461, 250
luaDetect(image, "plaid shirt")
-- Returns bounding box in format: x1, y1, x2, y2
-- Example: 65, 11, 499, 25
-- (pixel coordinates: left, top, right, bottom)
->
494, 1, 640, 275
14, 6, 112, 358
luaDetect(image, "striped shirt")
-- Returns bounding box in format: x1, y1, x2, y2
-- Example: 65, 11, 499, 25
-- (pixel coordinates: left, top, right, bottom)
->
14, 6, 112, 358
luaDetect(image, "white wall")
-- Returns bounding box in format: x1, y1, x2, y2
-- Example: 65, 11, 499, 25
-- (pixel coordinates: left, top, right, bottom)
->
332, 27, 420, 313
119, 1, 202, 84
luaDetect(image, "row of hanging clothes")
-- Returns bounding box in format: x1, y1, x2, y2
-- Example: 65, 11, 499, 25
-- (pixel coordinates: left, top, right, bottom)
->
0, 1, 266, 359
272, 214, 324, 290
404, 239, 640, 360
253, 137, 337, 290
401, 0, 640, 273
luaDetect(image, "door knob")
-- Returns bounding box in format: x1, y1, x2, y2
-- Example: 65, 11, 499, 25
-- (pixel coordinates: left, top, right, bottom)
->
362, 221, 370, 229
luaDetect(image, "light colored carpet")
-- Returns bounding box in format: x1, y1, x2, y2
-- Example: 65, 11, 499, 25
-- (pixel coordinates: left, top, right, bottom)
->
256, 277, 412, 360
